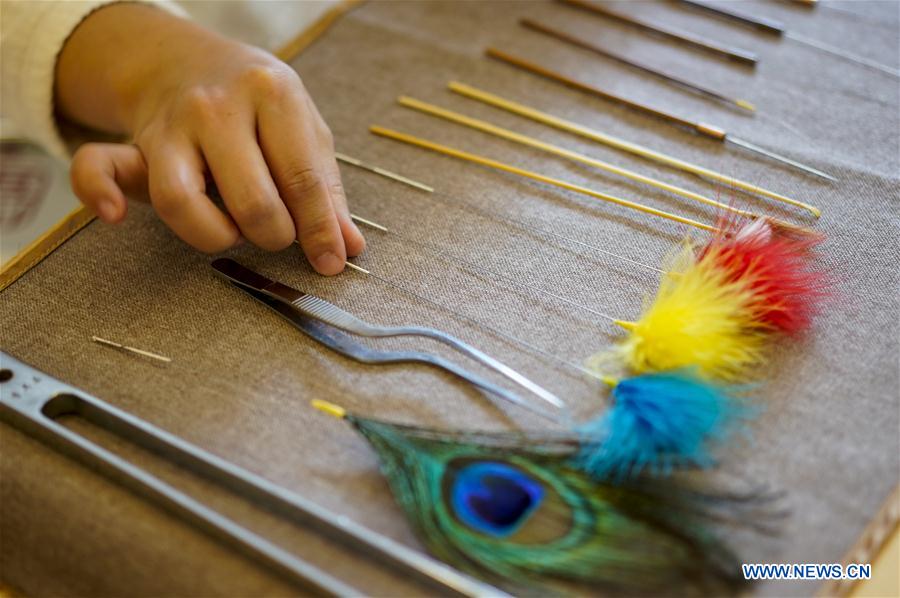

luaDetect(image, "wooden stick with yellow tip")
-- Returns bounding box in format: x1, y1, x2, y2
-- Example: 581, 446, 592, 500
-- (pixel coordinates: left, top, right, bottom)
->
311, 399, 347, 419
447, 82, 821, 218
369, 125, 716, 233
398, 95, 763, 222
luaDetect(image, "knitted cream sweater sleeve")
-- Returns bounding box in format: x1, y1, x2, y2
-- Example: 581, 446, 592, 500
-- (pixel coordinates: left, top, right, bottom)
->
0, 0, 186, 159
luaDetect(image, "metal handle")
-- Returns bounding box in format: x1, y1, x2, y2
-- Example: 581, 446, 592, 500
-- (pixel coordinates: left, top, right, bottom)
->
0, 351, 505, 597
0, 353, 353, 596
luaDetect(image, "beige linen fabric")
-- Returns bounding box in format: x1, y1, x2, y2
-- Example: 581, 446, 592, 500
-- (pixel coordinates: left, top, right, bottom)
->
1, 1, 898, 596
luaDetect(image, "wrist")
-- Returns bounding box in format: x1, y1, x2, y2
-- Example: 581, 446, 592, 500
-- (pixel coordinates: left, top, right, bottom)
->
55, 2, 233, 135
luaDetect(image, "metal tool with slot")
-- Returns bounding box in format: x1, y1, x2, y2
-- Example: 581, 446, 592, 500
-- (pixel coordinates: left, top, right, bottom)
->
212, 258, 565, 413
0, 351, 507, 597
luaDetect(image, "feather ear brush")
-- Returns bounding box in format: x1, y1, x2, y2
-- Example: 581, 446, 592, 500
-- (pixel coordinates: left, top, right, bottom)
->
313, 400, 776, 595
701, 217, 829, 335
603, 243, 770, 382
576, 370, 754, 479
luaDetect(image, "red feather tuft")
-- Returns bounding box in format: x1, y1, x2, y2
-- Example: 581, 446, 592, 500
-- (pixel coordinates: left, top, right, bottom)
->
701, 217, 828, 334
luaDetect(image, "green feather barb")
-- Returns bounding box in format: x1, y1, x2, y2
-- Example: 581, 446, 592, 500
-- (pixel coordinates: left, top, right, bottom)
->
320, 402, 776, 595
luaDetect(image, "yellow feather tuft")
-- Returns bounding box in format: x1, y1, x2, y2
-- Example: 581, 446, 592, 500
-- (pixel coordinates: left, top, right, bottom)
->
596, 244, 769, 381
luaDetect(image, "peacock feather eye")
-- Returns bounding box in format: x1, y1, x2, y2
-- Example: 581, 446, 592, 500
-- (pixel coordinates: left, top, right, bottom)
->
345, 414, 762, 595
448, 461, 544, 537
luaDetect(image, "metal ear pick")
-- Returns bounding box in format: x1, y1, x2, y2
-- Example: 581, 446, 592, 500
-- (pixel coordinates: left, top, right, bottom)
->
346, 214, 624, 326
519, 18, 756, 112
484, 49, 837, 182
675, 0, 900, 78
335, 152, 435, 192
557, 0, 759, 66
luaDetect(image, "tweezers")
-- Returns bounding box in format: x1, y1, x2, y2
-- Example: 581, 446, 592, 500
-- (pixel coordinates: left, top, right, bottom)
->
0, 351, 506, 597
212, 258, 563, 417
223, 278, 557, 422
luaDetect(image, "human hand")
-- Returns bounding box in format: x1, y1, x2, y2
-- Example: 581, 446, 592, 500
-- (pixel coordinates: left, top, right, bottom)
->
58, 3, 364, 274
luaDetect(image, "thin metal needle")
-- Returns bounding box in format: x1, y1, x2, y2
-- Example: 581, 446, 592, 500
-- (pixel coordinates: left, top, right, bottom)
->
520, 17, 756, 112
785, 32, 900, 79
91, 336, 172, 363
338, 151, 668, 275
345, 262, 371, 275
358, 265, 603, 381
417, 191, 668, 275
356, 182, 667, 276
674, 0, 899, 78
336, 152, 435, 192
724, 136, 838, 182
348, 216, 620, 325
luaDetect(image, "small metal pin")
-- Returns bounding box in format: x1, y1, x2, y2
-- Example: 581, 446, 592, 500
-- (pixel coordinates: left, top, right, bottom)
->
350, 213, 389, 232
91, 336, 172, 363
335, 152, 435, 193
344, 262, 371, 275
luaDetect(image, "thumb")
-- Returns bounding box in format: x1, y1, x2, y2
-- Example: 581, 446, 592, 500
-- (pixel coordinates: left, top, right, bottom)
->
70, 142, 149, 223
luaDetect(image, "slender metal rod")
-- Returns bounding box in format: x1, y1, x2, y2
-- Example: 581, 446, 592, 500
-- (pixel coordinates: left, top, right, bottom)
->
352, 216, 620, 324
676, 0, 786, 34
520, 17, 756, 111
785, 32, 900, 78
674, 0, 900, 77
557, 0, 758, 66
91, 336, 172, 363
484, 49, 836, 183
335, 152, 435, 192
724, 136, 836, 181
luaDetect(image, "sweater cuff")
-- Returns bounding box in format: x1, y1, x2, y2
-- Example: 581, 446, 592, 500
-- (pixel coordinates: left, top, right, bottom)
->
19, 0, 188, 160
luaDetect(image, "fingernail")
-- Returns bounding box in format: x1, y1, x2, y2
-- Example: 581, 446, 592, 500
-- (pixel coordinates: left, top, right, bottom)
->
314, 252, 343, 275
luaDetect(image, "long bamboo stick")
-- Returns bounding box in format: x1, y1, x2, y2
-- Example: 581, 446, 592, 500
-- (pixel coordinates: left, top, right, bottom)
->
397, 95, 758, 220
447, 81, 821, 218
369, 125, 716, 232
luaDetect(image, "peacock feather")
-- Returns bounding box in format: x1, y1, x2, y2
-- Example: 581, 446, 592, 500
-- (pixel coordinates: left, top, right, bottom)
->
314, 401, 774, 595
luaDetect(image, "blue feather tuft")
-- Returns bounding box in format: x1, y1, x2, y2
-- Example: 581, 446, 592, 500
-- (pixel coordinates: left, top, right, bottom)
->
575, 370, 755, 479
